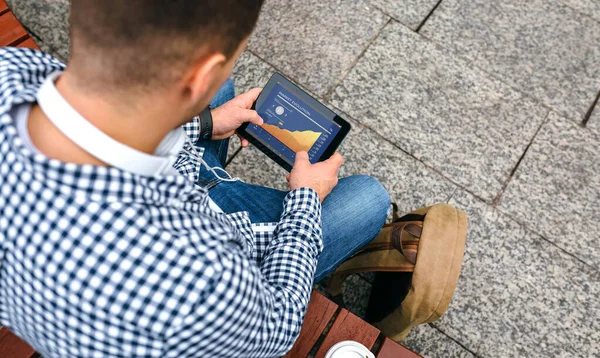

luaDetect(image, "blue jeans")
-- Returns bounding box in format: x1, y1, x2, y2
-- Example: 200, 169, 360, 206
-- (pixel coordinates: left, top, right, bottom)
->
198, 80, 390, 282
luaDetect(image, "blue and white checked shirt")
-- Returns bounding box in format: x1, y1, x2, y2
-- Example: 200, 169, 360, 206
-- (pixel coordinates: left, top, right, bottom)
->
0, 48, 323, 357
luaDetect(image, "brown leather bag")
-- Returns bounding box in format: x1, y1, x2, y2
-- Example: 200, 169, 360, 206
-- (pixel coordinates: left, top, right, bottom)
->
328, 203, 468, 340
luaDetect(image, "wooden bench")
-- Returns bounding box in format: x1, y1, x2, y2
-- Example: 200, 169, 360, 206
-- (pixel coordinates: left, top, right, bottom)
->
0, 0, 39, 49
1, 292, 420, 357
0, 327, 38, 358
285, 291, 421, 357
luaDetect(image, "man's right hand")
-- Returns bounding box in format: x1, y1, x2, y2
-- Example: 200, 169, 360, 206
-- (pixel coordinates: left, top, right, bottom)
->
287, 151, 344, 202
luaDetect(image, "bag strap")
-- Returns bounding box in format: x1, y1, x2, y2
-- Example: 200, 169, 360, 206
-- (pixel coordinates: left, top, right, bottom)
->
390, 223, 422, 265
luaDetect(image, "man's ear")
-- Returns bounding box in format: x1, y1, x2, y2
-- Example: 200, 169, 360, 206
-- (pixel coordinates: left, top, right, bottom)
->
184, 52, 227, 103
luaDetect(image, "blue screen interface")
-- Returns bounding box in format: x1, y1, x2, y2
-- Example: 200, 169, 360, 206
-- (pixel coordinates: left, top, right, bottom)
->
247, 83, 342, 165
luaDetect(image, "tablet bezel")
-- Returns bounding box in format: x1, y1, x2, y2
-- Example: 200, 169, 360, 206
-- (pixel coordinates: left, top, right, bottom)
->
237, 73, 351, 172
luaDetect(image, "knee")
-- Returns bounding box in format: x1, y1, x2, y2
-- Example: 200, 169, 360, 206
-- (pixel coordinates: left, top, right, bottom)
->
350, 175, 390, 219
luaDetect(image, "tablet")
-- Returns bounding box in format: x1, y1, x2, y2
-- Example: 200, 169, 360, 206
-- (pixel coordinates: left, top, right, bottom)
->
238, 73, 351, 172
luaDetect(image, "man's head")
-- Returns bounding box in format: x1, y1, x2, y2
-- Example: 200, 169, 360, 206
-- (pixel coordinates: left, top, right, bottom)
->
68, 0, 264, 117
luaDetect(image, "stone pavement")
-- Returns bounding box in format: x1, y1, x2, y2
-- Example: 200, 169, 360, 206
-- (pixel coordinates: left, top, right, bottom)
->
8, 0, 600, 357
230, 1, 600, 357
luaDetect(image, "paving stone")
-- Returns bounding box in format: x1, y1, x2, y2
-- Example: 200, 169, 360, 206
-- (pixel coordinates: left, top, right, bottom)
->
439, 189, 600, 357
225, 145, 289, 191
330, 22, 547, 202
587, 102, 600, 135
248, 0, 388, 97
402, 324, 475, 358
497, 111, 600, 268
232, 51, 276, 96
560, 0, 600, 22
340, 274, 371, 319
366, 0, 439, 29
7, 0, 70, 61
227, 115, 457, 216
225, 51, 279, 162
358, 272, 376, 284
420, 0, 600, 122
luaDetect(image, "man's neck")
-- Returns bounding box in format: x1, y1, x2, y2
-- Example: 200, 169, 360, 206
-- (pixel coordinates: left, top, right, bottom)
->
27, 71, 182, 166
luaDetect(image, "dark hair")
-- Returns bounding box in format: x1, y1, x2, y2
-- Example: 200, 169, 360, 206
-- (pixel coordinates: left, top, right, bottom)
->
69, 0, 264, 89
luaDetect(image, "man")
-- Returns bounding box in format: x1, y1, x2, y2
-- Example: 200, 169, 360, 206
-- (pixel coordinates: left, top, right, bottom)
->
0, 1, 390, 357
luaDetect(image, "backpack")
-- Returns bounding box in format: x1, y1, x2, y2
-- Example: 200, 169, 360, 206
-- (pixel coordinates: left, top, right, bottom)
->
327, 203, 468, 340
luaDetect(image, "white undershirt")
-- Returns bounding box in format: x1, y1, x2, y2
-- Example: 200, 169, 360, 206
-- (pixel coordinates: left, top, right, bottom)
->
13, 103, 36, 153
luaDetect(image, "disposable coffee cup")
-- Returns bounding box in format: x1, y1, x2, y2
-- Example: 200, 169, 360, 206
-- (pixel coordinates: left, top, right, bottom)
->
324, 340, 376, 358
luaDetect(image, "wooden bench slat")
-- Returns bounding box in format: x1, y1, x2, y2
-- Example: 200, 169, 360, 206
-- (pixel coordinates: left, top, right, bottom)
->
0, 12, 28, 47
313, 309, 380, 358
0, 0, 9, 16
377, 337, 423, 358
0, 327, 37, 358
284, 291, 338, 358
16, 37, 38, 50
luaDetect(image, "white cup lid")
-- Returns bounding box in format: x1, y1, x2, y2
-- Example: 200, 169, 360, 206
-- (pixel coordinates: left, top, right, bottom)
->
324, 341, 376, 358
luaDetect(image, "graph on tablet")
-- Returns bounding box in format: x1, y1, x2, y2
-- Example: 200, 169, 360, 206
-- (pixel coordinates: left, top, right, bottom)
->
247, 83, 341, 165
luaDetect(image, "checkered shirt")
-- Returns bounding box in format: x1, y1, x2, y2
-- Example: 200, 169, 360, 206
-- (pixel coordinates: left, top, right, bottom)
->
0, 47, 323, 357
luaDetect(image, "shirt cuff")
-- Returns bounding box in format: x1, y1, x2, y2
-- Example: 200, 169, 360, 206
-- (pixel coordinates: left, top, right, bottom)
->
281, 187, 323, 253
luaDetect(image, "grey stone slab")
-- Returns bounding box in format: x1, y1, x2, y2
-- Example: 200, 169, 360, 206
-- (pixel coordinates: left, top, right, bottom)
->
560, 0, 600, 23
227, 51, 278, 161
420, 0, 600, 122
588, 101, 600, 135
330, 22, 548, 202
366, 0, 439, 29
226, 145, 289, 191
232, 51, 276, 96
402, 324, 475, 358
440, 189, 600, 357
358, 272, 376, 284
227, 115, 457, 216
340, 274, 371, 319
497, 111, 600, 268
7, 0, 70, 61
248, 0, 388, 97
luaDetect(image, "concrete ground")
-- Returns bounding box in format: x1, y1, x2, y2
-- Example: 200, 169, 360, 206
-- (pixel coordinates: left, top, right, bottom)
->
227, 1, 600, 357
9, 0, 600, 357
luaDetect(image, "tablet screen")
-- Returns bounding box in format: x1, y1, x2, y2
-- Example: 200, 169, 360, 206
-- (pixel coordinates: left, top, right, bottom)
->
245, 82, 342, 165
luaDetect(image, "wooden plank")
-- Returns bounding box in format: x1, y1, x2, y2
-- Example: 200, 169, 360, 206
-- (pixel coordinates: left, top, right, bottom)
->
0, 327, 37, 358
0, 12, 28, 47
377, 338, 423, 358
16, 37, 38, 50
0, 0, 9, 16
314, 309, 380, 358
284, 291, 338, 358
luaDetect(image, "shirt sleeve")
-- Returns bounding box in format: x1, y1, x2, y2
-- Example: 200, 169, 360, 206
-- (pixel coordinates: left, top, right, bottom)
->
182, 116, 201, 144
163, 188, 323, 357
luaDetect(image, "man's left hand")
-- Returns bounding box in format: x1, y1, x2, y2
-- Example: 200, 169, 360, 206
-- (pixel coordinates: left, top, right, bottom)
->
211, 88, 263, 146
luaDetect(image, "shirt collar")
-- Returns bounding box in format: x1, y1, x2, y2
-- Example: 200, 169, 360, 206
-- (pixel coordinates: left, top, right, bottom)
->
36, 71, 186, 177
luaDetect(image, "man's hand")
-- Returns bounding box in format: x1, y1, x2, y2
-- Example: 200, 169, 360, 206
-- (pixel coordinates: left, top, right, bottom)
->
287, 151, 344, 202
211, 88, 263, 146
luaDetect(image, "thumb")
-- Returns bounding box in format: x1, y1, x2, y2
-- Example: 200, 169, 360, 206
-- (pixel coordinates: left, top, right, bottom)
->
293, 151, 310, 168
325, 152, 344, 169
237, 88, 263, 108
239, 109, 264, 126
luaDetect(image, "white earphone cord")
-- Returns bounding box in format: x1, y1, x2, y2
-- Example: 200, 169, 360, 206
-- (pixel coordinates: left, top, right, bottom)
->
182, 136, 239, 183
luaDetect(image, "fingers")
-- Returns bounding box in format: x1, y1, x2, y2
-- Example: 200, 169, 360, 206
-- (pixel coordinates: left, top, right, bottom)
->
235, 133, 250, 147
238, 109, 264, 126
236, 88, 263, 108
286, 174, 291, 182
